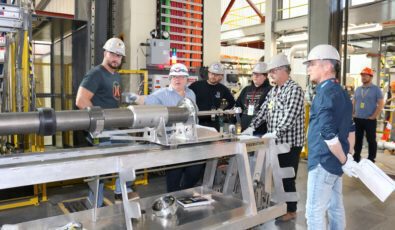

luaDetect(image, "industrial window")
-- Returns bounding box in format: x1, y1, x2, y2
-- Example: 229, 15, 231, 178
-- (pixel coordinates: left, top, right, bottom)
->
278, 0, 308, 20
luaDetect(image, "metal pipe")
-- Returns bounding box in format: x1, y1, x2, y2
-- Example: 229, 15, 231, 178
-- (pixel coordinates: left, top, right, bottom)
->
102, 108, 134, 128
127, 105, 169, 129
0, 112, 40, 135
56, 110, 91, 131
167, 107, 190, 124
0, 105, 191, 136
197, 109, 239, 117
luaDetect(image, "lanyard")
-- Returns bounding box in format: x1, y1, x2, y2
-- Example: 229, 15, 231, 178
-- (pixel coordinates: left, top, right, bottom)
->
245, 88, 259, 106
361, 87, 370, 99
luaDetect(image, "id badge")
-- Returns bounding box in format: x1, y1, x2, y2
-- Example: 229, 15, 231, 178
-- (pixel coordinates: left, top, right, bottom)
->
268, 101, 274, 110
247, 104, 254, 116
360, 102, 365, 109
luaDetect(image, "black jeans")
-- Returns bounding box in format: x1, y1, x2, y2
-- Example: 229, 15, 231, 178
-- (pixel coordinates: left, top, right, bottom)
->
278, 146, 302, 212
354, 118, 377, 162
166, 164, 205, 192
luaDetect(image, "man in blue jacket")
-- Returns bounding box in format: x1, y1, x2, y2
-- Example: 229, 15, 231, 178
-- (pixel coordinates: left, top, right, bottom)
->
304, 44, 358, 229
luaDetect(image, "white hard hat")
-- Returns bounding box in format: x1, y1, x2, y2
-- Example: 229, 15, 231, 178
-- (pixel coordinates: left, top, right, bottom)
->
208, 62, 225, 75
266, 53, 290, 71
252, 62, 268, 74
103, 38, 126, 56
304, 44, 340, 64
169, 63, 189, 77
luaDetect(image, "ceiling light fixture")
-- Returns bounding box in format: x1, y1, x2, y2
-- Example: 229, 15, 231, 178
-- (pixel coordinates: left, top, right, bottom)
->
345, 23, 383, 35
277, 32, 308, 43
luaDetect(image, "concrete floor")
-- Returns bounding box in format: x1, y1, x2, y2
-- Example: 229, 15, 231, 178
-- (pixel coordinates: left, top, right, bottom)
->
259, 150, 395, 230
1, 149, 394, 229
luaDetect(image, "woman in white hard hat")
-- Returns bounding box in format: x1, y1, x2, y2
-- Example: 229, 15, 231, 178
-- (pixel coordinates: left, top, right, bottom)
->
235, 62, 272, 134
142, 63, 202, 193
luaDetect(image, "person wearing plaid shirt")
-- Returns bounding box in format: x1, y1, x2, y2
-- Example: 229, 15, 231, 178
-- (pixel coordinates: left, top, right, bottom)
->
246, 53, 305, 221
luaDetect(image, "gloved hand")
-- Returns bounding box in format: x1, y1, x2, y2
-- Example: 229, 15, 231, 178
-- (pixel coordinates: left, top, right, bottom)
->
241, 127, 255, 136
261, 132, 277, 140
122, 92, 139, 104
342, 154, 359, 177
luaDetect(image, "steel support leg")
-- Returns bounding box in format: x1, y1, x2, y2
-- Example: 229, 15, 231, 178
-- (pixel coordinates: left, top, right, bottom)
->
88, 176, 100, 222
119, 167, 140, 230
202, 159, 217, 189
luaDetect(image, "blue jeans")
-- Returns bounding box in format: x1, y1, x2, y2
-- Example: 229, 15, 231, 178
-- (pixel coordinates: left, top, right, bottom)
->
306, 164, 345, 230
88, 178, 132, 207
88, 139, 132, 207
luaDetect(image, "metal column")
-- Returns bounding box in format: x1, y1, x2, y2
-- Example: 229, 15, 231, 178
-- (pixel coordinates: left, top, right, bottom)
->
308, 0, 344, 54
264, 0, 276, 60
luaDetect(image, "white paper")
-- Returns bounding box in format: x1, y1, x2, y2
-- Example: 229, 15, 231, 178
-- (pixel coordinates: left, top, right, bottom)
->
355, 159, 395, 202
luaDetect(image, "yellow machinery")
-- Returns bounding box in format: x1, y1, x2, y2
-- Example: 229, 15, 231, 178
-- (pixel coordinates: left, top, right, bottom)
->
118, 69, 149, 95
300, 103, 310, 159
0, 31, 45, 210
111, 69, 150, 186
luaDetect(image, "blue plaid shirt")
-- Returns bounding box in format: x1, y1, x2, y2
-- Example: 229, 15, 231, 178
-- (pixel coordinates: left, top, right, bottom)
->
144, 86, 196, 106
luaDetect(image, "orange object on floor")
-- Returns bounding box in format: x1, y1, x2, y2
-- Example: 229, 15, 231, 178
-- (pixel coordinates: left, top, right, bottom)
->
382, 121, 392, 141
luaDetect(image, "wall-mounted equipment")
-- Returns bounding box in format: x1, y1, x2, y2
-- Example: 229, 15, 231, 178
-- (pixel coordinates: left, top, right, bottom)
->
148, 74, 198, 92
0, 4, 23, 32
146, 38, 171, 66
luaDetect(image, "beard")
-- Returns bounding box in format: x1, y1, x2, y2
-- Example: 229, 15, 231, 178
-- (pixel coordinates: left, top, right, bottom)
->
108, 62, 121, 70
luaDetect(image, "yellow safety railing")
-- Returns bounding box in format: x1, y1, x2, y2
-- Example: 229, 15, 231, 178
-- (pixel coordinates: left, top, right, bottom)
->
222, 1, 265, 30
118, 69, 149, 95
277, 2, 308, 20
0, 33, 43, 211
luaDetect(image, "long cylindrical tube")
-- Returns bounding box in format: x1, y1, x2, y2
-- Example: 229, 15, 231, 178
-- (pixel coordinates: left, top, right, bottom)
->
0, 105, 191, 136
128, 105, 169, 129
0, 112, 40, 135
56, 110, 91, 131
167, 107, 190, 124
103, 108, 134, 129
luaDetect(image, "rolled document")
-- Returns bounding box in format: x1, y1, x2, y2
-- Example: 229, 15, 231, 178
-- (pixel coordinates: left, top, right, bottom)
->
355, 159, 395, 202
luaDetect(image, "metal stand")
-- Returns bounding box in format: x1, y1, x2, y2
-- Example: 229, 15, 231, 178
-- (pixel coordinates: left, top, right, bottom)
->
235, 137, 297, 210
87, 176, 100, 222
0, 140, 286, 229
118, 167, 140, 230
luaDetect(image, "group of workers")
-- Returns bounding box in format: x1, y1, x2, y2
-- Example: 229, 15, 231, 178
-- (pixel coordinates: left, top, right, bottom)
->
75, 37, 384, 229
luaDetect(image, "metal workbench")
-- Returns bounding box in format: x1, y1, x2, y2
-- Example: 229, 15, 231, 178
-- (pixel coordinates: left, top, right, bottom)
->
0, 139, 286, 229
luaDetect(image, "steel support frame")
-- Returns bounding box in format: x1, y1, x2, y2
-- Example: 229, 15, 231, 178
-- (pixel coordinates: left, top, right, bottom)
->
245, 0, 265, 23
221, 0, 236, 25
0, 141, 268, 229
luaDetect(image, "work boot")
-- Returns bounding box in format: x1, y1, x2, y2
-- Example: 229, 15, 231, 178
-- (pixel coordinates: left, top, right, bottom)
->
276, 212, 296, 222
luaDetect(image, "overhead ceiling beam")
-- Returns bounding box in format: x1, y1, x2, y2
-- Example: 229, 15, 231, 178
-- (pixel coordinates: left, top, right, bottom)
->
221, 0, 393, 44
35, 0, 51, 11
221, 0, 236, 25
245, 0, 265, 23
